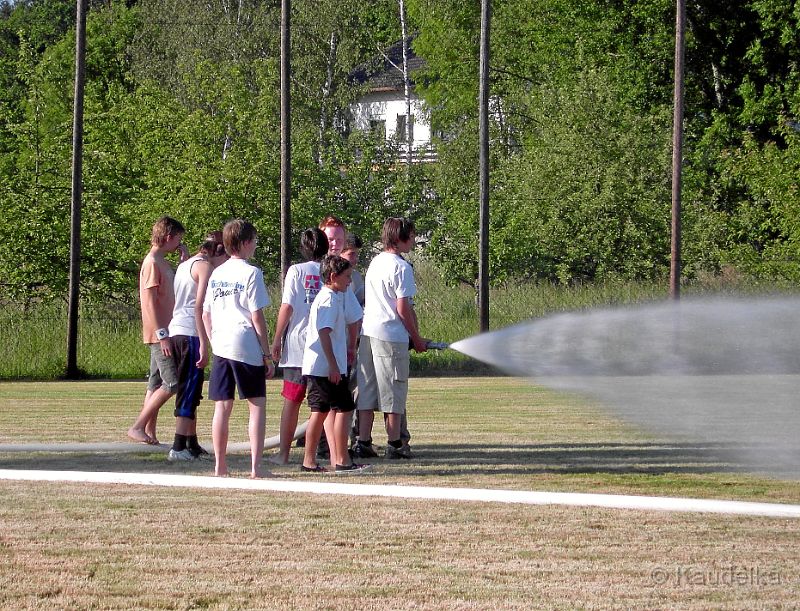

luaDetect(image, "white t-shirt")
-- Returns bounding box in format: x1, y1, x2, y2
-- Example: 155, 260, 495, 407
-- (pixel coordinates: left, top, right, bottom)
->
361, 251, 416, 343
279, 260, 322, 367
169, 254, 203, 337
302, 286, 348, 376
203, 257, 271, 366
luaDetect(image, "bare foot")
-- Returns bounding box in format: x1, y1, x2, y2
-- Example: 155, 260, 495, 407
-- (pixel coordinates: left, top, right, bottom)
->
251, 469, 275, 479
267, 454, 288, 466
144, 428, 159, 445
127, 427, 153, 444
215, 469, 228, 477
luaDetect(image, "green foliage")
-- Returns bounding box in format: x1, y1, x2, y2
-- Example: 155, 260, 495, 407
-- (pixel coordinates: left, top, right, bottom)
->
416, 0, 675, 285
1, 0, 800, 309
0, 30, 73, 302
412, 0, 800, 284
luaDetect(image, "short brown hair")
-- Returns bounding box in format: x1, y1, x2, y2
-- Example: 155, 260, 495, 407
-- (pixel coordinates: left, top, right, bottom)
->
381, 217, 415, 249
223, 219, 257, 255
199, 230, 225, 257
342, 232, 363, 252
320, 254, 351, 283
151, 216, 185, 247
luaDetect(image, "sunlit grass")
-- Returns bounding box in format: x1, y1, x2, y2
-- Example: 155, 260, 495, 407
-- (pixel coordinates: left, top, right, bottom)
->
1, 376, 799, 608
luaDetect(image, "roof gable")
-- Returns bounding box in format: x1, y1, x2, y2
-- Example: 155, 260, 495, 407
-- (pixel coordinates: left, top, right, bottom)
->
349, 37, 426, 92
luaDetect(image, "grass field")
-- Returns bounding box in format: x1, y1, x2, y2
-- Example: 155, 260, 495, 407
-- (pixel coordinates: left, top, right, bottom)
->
1, 377, 799, 609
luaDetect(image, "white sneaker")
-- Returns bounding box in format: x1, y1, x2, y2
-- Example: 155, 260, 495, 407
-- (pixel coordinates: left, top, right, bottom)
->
168, 448, 195, 462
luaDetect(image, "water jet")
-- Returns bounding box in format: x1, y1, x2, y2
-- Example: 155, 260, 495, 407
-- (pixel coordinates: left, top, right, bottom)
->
451, 297, 800, 476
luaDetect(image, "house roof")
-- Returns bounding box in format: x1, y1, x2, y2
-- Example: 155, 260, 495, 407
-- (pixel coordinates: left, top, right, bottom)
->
348, 37, 426, 92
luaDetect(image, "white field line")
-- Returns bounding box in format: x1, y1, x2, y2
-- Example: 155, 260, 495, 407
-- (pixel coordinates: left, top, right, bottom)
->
1, 468, 799, 518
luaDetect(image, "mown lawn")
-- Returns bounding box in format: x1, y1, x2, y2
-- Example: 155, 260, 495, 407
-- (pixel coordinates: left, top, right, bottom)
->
0, 377, 799, 608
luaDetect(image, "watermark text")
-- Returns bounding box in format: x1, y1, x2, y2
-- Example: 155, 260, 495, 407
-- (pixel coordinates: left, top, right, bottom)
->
650, 565, 782, 587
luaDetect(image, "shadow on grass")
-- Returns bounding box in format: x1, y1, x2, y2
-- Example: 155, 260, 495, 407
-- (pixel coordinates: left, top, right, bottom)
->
407, 442, 752, 476
0, 441, 774, 477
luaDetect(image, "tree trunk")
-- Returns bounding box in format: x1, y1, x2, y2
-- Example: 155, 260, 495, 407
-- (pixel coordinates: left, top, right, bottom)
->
318, 31, 338, 166
399, 0, 413, 166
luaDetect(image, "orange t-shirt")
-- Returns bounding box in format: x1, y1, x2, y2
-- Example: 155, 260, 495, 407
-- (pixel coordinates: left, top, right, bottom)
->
139, 252, 175, 344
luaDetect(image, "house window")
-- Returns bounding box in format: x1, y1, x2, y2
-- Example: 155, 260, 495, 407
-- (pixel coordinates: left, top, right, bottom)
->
369, 119, 386, 139
396, 114, 414, 143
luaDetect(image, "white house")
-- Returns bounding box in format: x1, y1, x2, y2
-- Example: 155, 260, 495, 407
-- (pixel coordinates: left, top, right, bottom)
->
347, 38, 435, 162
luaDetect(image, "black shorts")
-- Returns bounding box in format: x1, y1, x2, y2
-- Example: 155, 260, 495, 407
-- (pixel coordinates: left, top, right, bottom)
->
208, 355, 266, 401
307, 375, 355, 413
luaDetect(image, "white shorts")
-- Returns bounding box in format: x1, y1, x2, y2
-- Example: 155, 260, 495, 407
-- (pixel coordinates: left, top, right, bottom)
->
356, 336, 409, 415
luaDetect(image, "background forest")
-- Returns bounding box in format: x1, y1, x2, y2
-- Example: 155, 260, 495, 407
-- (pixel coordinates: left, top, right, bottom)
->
1, 0, 799, 309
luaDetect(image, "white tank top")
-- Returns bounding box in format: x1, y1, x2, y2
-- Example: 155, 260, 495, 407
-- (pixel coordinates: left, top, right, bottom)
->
168, 254, 205, 337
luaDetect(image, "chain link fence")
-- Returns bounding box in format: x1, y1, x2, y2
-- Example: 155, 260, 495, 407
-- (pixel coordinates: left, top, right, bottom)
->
5, 265, 662, 380
1, 306, 148, 380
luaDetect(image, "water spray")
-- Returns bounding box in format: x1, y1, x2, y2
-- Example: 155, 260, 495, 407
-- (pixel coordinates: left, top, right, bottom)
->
449, 296, 800, 477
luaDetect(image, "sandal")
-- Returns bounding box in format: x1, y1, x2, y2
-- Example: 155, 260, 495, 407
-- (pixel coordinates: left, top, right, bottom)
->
300, 464, 327, 473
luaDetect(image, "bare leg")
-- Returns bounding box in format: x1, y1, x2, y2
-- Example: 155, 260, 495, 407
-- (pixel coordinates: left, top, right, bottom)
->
175, 415, 193, 436
212, 400, 234, 476
128, 387, 173, 444
144, 412, 159, 444
303, 412, 326, 469
333, 412, 352, 466
248, 397, 267, 478
400, 412, 411, 444
349, 410, 359, 446
269, 398, 301, 465
322, 411, 338, 467
358, 409, 375, 442
127, 389, 156, 443
385, 413, 402, 442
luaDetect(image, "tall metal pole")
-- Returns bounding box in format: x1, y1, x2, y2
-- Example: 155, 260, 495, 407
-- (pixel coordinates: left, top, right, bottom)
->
280, 0, 292, 281
670, 0, 685, 300
477, 0, 491, 332
66, 0, 87, 378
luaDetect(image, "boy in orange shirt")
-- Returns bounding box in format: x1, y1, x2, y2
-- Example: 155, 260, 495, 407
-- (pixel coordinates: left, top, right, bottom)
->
128, 216, 187, 445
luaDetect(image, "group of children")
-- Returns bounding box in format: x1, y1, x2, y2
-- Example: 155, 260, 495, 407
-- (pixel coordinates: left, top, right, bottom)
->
129, 214, 427, 478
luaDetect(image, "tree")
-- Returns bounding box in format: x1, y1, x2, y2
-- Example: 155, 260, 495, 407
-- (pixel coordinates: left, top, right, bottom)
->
3, 0, 800, 306
410, 0, 676, 284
